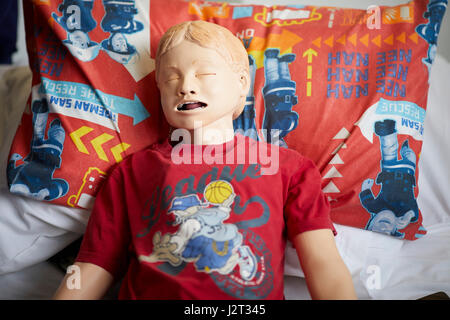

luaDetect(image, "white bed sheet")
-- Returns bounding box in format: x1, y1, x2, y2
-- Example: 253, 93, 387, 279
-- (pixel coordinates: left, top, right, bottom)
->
0, 0, 449, 300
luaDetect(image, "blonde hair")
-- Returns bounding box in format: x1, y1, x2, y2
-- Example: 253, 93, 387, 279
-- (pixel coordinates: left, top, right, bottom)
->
155, 20, 249, 80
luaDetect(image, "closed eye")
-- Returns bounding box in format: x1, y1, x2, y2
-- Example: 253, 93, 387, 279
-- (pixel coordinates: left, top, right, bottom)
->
196, 73, 216, 77
165, 76, 180, 83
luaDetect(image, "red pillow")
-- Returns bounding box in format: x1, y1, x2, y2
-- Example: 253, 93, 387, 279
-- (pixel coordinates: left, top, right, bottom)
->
7, 0, 447, 240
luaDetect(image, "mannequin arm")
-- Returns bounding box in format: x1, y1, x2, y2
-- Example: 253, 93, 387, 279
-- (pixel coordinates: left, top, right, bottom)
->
293, 229, 357, 300
53, 262, 114, 300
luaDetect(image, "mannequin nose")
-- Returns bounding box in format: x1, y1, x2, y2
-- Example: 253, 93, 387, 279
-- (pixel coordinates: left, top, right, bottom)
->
178, 75, 198, 96
179, 89, 197, 96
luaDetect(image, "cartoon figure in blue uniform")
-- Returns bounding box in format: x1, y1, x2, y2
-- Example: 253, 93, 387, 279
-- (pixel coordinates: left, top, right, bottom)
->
233, 55, 259, 141
359, 119, 419, 238
416, 0, 448, 72
100, 0, 143, 64
7, 98, 69, 201
144, 181, 258, 281
52, 0, 100, 61
261, 48, 299, 148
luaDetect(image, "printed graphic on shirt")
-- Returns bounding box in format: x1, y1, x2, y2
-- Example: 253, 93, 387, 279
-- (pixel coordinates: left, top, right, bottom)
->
138, 177, 273, 299
210, 228, 274, 299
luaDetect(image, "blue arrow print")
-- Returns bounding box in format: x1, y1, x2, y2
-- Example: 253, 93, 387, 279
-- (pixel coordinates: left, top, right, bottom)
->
40, 77, 150, 125
98, 92, 150, 126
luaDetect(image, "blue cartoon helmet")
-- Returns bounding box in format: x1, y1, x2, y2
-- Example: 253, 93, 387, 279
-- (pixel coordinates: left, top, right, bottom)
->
168, 195, 205, 211
374, 119, 396, 136
101, 33, 137, 64
101, 0, 144, 34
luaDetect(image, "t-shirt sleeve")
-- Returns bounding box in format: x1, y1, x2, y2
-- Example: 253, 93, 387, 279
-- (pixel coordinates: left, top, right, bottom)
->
75, 167, 131, 281
284, 157, 336, 243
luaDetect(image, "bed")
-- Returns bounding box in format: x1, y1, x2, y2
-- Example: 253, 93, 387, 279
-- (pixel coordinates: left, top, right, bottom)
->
0, 0, 449, 300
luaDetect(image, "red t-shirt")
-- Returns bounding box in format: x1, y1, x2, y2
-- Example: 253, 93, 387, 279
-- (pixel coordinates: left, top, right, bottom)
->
76, 134, 335, 299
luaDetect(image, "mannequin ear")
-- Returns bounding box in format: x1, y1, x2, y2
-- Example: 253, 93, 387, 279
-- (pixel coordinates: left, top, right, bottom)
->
238, 70, 250, 97
232, 70, 250, 120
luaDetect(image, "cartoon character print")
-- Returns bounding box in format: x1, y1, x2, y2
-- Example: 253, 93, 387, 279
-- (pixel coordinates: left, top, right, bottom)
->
52, 0, 97, 33
7, 98, 69, 201
416, 0, 448, 74
359, 119, 420, 238
52, 0, 101, 62
140, 181, 258, 282
261, 48, 299, 148
100, 0, 143, 64
52, 0, 143, 64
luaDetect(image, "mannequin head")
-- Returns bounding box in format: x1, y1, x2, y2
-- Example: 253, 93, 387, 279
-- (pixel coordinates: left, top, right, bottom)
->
156, 20, 249, 84
155, 21, 250, 136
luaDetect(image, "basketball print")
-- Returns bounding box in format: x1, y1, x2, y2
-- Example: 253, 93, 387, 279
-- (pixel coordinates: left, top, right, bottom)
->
204, 180, 234, 204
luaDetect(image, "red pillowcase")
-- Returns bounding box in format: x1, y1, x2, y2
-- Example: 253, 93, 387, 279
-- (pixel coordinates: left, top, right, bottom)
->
7, 0, 447, 240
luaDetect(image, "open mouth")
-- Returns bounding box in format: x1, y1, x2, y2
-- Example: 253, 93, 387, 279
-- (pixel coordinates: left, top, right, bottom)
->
177, 101, 207, 111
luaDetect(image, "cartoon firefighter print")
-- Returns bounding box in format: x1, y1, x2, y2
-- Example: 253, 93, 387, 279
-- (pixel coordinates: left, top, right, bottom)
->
359, 119, 420, 238
52, 0, 143, 64
233, 49, 299, 147
261, 48, 299, 148
7, 98, 69, 201
416, 0, 448, 74
52, 0, 100, 61
100, 0, 143, 64
140, 180, 258, 282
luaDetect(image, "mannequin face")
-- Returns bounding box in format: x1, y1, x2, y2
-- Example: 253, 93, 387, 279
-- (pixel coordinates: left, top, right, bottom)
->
157, 39, 248, 132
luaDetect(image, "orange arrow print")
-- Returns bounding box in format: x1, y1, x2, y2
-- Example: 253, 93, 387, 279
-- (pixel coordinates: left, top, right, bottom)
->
313, 32, 418, 49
